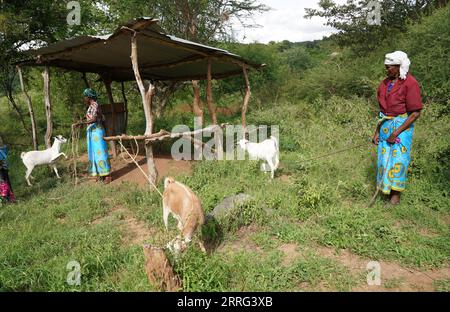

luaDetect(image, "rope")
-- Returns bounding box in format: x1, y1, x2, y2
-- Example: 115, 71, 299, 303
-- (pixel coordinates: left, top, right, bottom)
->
299, 141, 371, 164
119, 137, 139, 164
281, 139, 372, 167
117, 138, 163, 198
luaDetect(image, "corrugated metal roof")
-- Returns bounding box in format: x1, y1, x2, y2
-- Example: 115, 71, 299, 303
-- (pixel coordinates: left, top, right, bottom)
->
20, 17, 263, 82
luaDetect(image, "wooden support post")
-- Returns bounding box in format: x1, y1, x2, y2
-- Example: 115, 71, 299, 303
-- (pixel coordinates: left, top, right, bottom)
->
42, 66, 53, 149
131, 33, 158, 185
17, 66, 38, 150
241, 65, 251, 136
121, 81, 128, 134
206, 58, 223, 159
192, 80, 203, 159
191, 80, 203, 125
103, 77, 117, 158
206, 58, 217, 125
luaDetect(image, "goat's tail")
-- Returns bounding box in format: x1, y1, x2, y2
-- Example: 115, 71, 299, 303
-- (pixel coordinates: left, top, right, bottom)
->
20, 152, 26, 159
270, 135, 279, 151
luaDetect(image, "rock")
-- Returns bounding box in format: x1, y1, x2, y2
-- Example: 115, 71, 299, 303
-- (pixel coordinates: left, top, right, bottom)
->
207, 193, 254, 221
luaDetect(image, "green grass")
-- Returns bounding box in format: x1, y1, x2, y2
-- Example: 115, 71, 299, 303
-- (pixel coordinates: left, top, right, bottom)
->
1, 94, 449, 291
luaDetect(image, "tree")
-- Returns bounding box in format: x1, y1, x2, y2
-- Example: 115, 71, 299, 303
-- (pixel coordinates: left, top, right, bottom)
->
0, 0, 115, 145
100, 0, 269, 119
304, 0, 445, 55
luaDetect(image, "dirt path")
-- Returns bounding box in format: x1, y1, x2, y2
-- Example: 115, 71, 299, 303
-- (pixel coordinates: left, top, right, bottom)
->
91, 206, 156, 245
216, 227, 449, 292
315, 246, 450, 291
110, 154, 192, 187
276, 242, 450, 291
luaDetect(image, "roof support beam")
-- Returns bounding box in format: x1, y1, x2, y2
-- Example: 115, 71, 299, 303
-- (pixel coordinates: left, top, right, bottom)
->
42, 66, 53, 149
130, 32, 158, 186
241, 65, 251, 136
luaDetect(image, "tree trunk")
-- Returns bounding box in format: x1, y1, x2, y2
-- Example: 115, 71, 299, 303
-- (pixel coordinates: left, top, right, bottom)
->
17, 66, 38, 150
241, 65, 251, 136
103, 77, 117, 158
206, 58, 223, 159
121, 81, 128, 134
206, 59, 217, 125
131, 34, 158, 185
153, 81, 178, 119
192, 80, 204, 160
42, 66, 53, 149
191, 80, 204, 125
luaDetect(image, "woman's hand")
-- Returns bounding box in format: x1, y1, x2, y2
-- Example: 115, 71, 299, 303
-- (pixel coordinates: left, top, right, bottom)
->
387, 131, 399, 144
372, 132, 379, 146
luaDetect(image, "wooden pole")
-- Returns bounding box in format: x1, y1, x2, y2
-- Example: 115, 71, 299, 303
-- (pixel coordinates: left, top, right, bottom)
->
241, 65, 251, 136
206, 58, 217, 125
102, 77, 117, 158
121, 81, 128, 134
42, 66, 53, 149
191, 80, 203, 125
131, 33, 158, 185
192, 80, 204, 159
103, 124, 227, 142
206, 58, 223, 159
17, 66, 38, 150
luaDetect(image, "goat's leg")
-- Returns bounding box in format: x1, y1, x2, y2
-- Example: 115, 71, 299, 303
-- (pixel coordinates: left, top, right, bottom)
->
274, 153, 280, 169
25, 167, 33, 186
52, 165, 61, 179
163, 206, 170, 230
267, 158, 275, 179
50, 153, 67, 162
177, 220, 183, 231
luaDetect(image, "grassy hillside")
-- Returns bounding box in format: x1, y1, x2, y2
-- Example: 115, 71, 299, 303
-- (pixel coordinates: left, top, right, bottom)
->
1, 94, 449, 291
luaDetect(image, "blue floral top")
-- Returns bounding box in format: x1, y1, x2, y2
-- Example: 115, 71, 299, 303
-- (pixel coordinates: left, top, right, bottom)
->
0, 146, 8, 170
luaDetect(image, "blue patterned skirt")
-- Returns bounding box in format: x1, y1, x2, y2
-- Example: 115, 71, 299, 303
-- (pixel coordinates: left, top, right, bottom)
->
87, 123, 111, 177
377, 113, 415, 194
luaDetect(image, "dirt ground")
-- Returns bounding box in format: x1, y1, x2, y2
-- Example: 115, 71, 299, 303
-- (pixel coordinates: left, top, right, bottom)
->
75, 152, 193, 187
218, 225, 450, 292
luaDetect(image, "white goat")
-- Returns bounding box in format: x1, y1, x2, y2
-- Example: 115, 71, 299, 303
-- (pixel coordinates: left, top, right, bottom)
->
21, 135, 68, 186
239, 135, 279, 179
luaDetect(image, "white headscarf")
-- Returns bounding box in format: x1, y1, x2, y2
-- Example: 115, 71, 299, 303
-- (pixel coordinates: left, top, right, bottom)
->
384, 51, 411, 80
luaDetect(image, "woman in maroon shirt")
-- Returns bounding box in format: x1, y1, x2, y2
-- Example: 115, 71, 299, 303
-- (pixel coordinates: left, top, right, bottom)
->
372, 51, 422, 205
